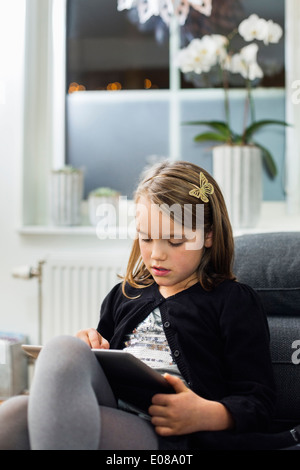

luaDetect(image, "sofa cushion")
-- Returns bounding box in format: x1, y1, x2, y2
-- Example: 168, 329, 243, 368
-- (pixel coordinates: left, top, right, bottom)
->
234, 232, 300, 427
233, 232, 300, 316
267, 316, 300, 426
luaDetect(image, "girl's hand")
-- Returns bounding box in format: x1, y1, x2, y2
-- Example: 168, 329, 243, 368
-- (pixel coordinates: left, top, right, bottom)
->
75, 328, 110, 349
148, 374, 234, 437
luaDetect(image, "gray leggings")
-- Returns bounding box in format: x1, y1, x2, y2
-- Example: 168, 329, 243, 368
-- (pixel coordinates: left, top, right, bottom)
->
0, 336, 159, 450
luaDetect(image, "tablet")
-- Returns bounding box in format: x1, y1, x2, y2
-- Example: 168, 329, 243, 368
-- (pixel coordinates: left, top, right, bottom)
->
92, 349, 173, 412
21, 345, 173, 412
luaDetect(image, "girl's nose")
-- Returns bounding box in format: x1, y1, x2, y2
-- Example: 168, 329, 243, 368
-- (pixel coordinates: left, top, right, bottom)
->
151, 240, 167, 261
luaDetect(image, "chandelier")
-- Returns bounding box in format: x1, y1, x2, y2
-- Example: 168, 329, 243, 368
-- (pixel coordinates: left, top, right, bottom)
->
117, 0, 212, 26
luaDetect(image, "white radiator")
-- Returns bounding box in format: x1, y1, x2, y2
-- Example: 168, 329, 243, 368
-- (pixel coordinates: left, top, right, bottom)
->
41, 252, 128, 344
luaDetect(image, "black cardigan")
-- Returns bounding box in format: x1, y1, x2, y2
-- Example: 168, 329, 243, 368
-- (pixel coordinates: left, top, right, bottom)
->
97, 279, 276, 434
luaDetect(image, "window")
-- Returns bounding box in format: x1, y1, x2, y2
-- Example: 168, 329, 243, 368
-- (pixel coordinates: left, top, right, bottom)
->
179, 0, 284, 89
66, 0, 170, 91
65, 0, 285, 201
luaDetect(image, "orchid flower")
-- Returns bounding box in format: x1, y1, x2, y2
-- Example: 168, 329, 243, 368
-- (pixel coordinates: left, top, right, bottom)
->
177, 14, 288, 179
230, 44, 263, 81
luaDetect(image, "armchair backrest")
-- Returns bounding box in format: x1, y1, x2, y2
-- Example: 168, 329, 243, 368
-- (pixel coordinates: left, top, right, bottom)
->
234, 232, 300, 430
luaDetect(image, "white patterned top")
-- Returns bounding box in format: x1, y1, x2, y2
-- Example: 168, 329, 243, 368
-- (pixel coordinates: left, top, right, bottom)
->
123, 307, 183, 379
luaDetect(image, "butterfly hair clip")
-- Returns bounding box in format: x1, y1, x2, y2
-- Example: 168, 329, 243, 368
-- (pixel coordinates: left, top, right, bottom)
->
189, 172, 214, 203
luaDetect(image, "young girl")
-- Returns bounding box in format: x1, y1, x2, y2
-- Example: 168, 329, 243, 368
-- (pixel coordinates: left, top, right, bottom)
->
0, 161, 299, 450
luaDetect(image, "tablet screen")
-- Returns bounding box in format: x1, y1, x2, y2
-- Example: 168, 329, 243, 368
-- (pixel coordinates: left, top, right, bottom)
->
92, 349, 173, 412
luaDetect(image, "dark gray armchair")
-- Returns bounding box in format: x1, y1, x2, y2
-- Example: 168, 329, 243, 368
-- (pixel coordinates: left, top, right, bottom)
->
234, 232, 300, 432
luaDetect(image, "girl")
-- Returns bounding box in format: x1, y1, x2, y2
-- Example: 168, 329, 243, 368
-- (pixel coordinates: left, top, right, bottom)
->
0, 161, 299, 450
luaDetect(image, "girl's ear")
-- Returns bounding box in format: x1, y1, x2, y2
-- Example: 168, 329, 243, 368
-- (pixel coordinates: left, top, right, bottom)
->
204, 230, 213, 248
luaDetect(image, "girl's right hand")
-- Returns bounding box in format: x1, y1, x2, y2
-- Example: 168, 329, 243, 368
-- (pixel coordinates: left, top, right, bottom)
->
75, 328, 110, 349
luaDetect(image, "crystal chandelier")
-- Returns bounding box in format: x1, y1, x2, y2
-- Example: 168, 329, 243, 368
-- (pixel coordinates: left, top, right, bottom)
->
117, 0, 212, 26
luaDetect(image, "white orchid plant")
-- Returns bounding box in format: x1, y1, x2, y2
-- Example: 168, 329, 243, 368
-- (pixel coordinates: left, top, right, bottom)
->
176, 14, 288, 179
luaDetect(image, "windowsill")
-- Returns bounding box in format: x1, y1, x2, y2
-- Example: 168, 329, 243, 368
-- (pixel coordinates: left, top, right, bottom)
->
234, 201, 300, 236
18, 225, 130, 237
18, 202, 300, 236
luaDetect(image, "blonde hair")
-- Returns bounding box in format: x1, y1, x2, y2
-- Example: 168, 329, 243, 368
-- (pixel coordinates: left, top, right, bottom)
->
122, 160, 235, 296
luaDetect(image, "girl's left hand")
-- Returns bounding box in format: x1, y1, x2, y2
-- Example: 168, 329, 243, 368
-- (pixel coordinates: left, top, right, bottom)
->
148, 374, 233, 436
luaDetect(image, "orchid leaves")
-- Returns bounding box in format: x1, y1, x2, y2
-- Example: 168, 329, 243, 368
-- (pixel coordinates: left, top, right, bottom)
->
184, 119, 289, 178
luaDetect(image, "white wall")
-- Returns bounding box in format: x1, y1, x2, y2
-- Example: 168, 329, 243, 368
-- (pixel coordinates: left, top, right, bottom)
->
0, 1, 130, 344
0, 0, 35, 338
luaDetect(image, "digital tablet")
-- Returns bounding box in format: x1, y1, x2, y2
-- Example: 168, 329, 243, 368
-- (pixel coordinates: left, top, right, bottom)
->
92, 349, 174, 412
22, 345, 173, 412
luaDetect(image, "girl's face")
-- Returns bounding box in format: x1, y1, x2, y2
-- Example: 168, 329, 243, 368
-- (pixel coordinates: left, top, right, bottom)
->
136, 196, 212, 297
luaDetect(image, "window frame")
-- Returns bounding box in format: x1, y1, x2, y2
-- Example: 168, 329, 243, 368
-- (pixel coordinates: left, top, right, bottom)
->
20, 0, 299, 230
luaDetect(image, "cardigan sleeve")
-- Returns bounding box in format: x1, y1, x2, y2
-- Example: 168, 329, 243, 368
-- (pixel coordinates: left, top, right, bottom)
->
96, 282, 122, 342
218, 283, 276, 432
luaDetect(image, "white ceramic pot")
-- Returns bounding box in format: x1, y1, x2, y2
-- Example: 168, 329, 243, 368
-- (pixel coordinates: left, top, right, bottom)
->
212, 144, 262, 229
50, 169, 83, 226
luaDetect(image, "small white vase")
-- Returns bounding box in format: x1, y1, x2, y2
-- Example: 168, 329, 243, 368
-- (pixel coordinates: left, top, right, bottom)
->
212, 144, 262, 229
50, 169, 83, 226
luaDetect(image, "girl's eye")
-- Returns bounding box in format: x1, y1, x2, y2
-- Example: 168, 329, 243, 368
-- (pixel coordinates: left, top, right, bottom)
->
169, 241, 184, 247
140, 237, 152, 243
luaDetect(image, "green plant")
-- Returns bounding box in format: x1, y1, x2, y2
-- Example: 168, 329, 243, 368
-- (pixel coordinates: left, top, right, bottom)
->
184, 118, 288, 179
89, 187, 119, 197
176, 14, 289, 179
